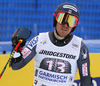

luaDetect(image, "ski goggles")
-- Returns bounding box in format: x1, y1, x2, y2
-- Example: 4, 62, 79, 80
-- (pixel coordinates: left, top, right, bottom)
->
54, 12, 79, 27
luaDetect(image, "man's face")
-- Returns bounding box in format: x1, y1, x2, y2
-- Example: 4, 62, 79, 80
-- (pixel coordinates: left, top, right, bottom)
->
56, 22, 73, 37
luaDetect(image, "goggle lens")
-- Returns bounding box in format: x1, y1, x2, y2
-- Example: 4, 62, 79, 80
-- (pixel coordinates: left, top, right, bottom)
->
55, 13, 79, 27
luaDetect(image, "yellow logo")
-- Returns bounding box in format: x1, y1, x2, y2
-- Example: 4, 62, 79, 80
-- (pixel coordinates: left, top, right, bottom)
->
40, 40, 46, 45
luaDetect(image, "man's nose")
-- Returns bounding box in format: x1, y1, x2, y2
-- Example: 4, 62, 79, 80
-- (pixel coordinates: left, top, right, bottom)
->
64, 23, 68, 28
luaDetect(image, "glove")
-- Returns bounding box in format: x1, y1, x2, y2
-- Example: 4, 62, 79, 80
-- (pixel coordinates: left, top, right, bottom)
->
12, 27, 31, 52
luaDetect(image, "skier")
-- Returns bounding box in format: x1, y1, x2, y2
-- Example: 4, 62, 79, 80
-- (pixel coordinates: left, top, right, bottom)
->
10, 2, 92, 86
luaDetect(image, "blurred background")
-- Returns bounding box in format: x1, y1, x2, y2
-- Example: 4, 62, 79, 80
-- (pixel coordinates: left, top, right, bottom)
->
0, 0, 100, 54
0, 0, 100, 86
0, 0, 100, 41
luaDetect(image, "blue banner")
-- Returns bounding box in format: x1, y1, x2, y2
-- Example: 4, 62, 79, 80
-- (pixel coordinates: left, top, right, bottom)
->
73, 77, 99, 86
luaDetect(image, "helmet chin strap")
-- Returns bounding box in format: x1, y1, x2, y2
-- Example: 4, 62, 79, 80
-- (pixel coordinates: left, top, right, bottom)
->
54, 29, 65, 40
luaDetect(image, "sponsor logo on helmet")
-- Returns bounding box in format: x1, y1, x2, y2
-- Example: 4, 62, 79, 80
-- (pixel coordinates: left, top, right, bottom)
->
63, 5, 77, 12
68, 10, 72, 14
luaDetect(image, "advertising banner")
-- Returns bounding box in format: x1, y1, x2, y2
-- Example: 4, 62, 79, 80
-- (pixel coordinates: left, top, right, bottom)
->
74, 77, 99, 86
0, 53, 100, 86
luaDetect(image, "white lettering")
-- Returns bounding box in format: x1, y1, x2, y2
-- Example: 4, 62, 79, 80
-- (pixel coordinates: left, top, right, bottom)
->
63, 5, 77, 12
22, 48, 31, 58
82, 63, 88, 76
92, 80, 97, 86
73, 82, 77, 86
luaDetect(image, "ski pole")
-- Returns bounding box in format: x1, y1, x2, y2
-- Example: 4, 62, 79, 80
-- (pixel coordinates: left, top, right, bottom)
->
0, 39, 23, 78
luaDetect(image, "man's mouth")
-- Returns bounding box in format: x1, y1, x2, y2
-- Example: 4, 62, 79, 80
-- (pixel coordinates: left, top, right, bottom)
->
62, 28, 67, 31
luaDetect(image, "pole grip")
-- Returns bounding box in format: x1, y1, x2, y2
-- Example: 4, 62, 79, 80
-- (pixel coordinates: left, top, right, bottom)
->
15, 39, 23, 51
